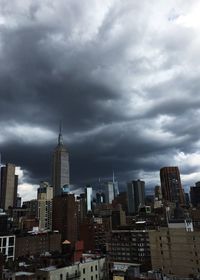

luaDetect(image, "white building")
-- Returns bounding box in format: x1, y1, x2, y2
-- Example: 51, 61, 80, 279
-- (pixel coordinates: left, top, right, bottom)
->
85, 186, 93, 212
104, 182, 114, 204
36, 257, 107, 280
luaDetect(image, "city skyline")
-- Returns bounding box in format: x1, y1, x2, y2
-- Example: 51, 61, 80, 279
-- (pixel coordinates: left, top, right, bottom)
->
1, 1, 200, 200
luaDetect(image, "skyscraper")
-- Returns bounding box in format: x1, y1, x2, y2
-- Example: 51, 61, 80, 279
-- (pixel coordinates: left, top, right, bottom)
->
0, 163, 18, 210
160, 166, 185, 205
127, 179, 145, 214
112, 171, 119, 198
104, 182, 115, 204
52, 124, 70, 197
85, 186, 93, 212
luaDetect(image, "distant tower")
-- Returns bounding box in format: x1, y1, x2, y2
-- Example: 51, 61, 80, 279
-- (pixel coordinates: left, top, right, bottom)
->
127, 180, 145, 214
112, 171, 119, 197
160, 166, 185, 205
52, 123, 70, 197
0, 163, 18, 210
85, 186, 93, 212
104, 182, 115, 204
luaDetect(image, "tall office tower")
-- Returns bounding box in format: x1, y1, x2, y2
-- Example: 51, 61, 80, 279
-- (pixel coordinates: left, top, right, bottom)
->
127, 179, 145, 214
52, 124, 70, 197
104, 182, 115, 204
37, 181, 53, 231
0, 164, 18, 211
190, 181, 200, 207
85, 186, 93, 212
52, 193, 77, 244
112, 172, 119, 198
160, 167, 185, 205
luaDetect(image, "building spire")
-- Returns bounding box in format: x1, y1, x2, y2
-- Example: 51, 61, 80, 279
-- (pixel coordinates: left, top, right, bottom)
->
58, 120, 63, 145
112, 170, 115, 183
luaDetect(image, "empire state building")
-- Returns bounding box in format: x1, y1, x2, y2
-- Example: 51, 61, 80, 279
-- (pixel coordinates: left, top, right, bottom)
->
52, 125, 70, 197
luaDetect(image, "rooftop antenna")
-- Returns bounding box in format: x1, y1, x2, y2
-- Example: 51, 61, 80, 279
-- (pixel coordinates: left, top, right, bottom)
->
58, 120, 63, 145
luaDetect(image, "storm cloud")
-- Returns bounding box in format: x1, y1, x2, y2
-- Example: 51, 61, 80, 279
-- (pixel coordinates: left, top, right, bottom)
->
1, 0, 200, 199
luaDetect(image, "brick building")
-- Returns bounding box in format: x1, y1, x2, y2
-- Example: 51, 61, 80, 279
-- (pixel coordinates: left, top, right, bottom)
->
52, 193, 77, 244
149, 228, 200, 278
15, 232, 61, 258
108, 229, 151, 272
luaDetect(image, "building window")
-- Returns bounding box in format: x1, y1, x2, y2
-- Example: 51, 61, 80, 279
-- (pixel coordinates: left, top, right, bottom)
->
3, 238, 6, 247
8, 247, 13, 256
83, 268, 85, 274
60, 274, 63, 280
91, 266, 93, 272
91, 276, 93, 280
95, 265, 97, 271
9, 237, 14, 246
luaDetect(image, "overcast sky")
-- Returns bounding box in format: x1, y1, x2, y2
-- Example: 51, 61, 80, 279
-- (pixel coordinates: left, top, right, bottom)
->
1, 0, 200, 201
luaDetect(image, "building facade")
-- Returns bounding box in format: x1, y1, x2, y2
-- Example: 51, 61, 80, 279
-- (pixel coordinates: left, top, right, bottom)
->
52, 193, 77, 244
160, 167, 185, 205
108, 229, 151, 272
127, 180, 145, 214
0, 163, 18, 211
15, 232, 61, 258
37, 181, 53, 231
36, 257, 107, 280
190, 181, 200, 207
149, 228, 200, 278
104, 182, 115, 204
22, 199, 38, 218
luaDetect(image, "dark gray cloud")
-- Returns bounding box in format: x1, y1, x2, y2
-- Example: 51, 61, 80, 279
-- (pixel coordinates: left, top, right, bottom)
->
1, 0, 200, 199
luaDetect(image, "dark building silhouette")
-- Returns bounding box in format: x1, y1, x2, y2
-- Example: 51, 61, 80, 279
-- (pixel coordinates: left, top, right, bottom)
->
77, 193, 87, 224
127, 180, 145, 214
79, 217, 107, 252
52, 193, 77, 245
160, 167, 185, 205
0, 211, 9, 234
22, 199, 38, 217
112, 192, 128, 214
190, 181, 200, 207
0, 163, 18, 210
